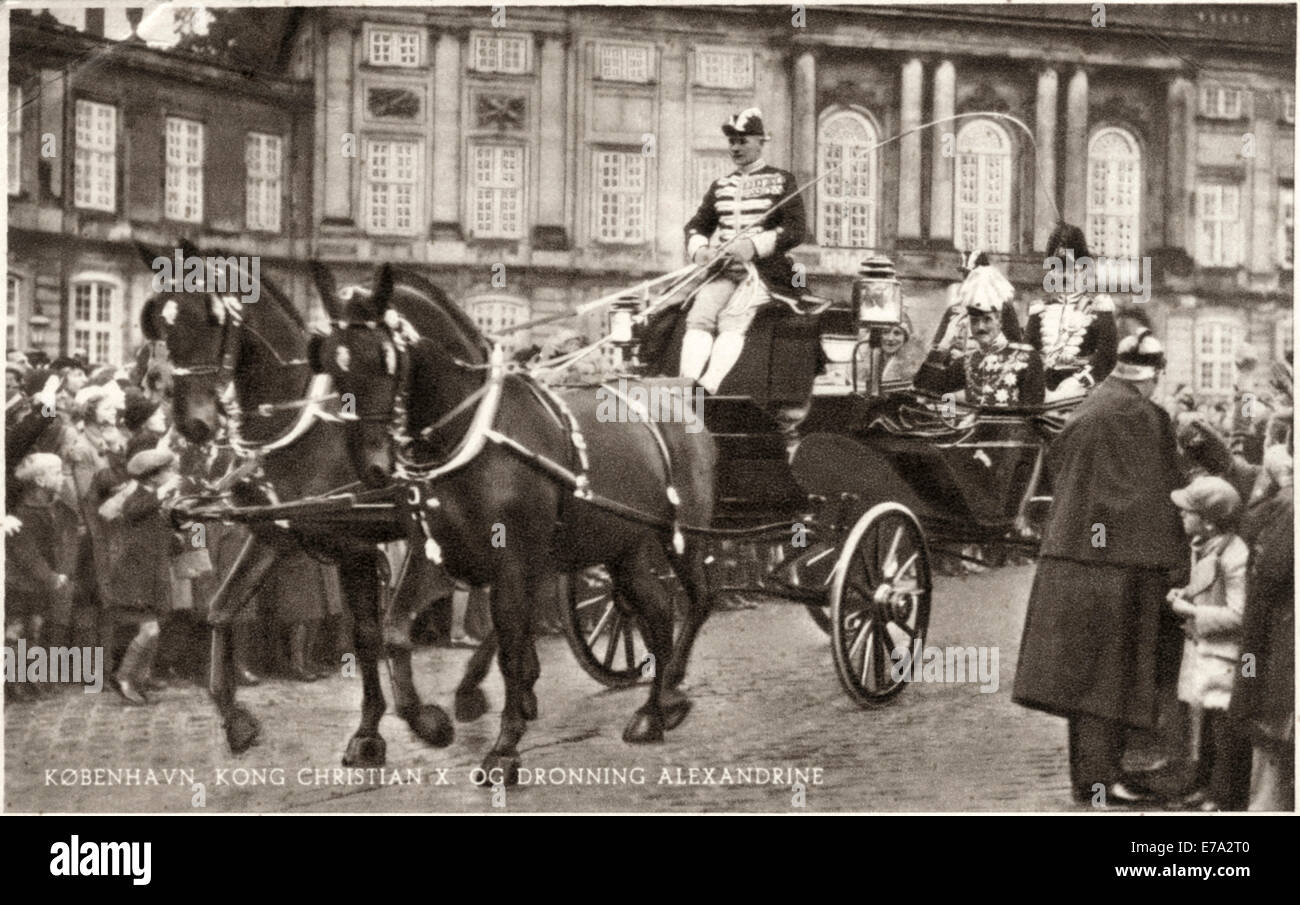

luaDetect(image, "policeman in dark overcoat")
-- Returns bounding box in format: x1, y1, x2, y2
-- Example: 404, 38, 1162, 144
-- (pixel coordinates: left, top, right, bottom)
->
1012, 332, 1187, 805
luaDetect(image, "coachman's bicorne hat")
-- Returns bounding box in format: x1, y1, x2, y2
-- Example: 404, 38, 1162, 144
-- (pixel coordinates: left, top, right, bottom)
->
722, 107, 771, 140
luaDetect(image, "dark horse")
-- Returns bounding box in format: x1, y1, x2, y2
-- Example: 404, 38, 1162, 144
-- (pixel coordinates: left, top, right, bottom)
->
313, 267, 718, 782
137, 242, 495, 765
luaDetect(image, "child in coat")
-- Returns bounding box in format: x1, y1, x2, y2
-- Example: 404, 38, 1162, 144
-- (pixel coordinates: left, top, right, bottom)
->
1167, 474, 1251, 810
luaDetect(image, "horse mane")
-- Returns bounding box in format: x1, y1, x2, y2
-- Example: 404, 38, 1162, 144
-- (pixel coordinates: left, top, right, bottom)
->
390, 268, 491, 362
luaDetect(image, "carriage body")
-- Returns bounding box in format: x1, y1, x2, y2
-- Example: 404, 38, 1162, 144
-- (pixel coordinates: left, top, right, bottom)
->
569, 262, 1077, 706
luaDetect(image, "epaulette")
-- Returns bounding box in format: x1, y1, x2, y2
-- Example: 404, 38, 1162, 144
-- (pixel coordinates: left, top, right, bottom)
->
1028, 301, 1045, 316
1091, 293, 1115, 312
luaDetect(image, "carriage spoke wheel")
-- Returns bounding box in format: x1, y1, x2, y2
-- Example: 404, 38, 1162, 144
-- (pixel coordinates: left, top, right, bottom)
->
563, 566, 683, 688
828, 503, 932, 707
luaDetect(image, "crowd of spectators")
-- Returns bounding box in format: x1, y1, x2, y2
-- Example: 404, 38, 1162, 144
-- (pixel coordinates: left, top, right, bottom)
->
4, 346, 352, 705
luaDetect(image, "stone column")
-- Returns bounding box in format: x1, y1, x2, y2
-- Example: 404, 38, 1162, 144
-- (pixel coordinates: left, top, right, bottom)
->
430, 30, 463, 234
929, 59, 956, 242
1062, 67, 1088, 228
791, 50, 818, 199
1164, 76, 1194, 252
535, 35, 566, 244
1033, 68, 1059, 251
898, 57, 924, 239
322, 24, 354, 223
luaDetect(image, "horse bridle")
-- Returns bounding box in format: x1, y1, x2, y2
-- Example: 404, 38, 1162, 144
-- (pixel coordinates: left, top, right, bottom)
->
166, 293, 320, 454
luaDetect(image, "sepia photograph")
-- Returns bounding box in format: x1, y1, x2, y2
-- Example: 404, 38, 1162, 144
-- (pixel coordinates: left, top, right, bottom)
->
1, 0, 1294, 825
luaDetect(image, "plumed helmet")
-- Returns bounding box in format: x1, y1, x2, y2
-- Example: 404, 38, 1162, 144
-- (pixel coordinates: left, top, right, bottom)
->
1113, 330, 1166, 381
722, 107, 770, 140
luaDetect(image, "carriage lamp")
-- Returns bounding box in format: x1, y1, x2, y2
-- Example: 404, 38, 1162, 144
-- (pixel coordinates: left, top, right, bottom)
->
852, 254, 903, 330
609, 295, 643, 372
851, 255, 903, 396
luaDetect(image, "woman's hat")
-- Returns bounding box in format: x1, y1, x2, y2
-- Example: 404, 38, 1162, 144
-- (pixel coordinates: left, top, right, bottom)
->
127, 447, 177, 479
1170, 474, 1241, 526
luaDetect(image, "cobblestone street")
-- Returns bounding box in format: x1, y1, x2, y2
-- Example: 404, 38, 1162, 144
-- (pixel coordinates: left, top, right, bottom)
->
7, 564, 1092, 812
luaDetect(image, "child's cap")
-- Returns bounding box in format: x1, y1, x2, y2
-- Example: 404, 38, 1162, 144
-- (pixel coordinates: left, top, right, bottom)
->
1170, 474, 1241, 525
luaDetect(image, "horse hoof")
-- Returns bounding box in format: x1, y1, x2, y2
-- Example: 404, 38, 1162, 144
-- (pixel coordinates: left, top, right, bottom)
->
521, 690, 538, 722
454, 688, 490, 722
398, 704, 454, 748
478, 752, 521, 787
342, 733, 387, 767
622, 710, 665, 744
224, 707, 261, 754
663, 697, 693, 731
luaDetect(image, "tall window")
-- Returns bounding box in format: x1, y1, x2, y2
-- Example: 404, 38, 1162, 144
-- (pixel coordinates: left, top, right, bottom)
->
693, 46, 753, 90
71, 280, 119, 365
245, 132, 282, 232
8, 83, 20, 196
368, 27, 421, 67
593, 150, 647, 244
692, 151, 733, 199
596, 43, 652, 83
1279, 186, 1294, 269
7, 275, 21, 351
817, 110, 878, 248
74, 99, 117, 212
954, 119, 1012, 253
1087, 127, 1141, 259
1199, 84, 1244, 119
1196, 183, 1242, 266
1194, 319, 1243, 396
165, 117, 204, 222
469, 143, 524, 239
471, 33, 530, 74
364, 139, 419, 235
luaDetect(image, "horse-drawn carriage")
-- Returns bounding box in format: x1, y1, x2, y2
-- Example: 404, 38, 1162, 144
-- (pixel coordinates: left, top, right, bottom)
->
558, 254, 1076, 706
147, 242, 1074, 779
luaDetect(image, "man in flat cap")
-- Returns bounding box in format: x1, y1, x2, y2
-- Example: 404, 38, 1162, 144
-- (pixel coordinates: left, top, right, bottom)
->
680, 107, 807, 393
1014, 331, 1188, 806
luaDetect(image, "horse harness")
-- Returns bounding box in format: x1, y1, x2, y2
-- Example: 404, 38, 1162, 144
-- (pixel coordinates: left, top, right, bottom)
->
378, 316, 687, 564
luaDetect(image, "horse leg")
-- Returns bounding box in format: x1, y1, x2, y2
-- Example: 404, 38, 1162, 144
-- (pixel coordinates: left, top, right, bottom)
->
388, 556, 453, 747
452, 584, 497, 722
478, 559, 531, 786
339, 548, 389, 767
616, 540, 678, 744
207, 537, 278, 754
455, 627, 496, 721
663, 537, 715, 700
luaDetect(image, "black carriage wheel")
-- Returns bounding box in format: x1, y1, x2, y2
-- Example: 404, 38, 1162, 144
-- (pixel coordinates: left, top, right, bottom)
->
828, 503, 932, 707
562, 566, 682, 688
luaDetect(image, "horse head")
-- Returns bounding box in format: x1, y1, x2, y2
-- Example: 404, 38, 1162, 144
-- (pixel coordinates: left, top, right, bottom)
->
311, 263, 489, 488
311, 264, 406, 487
137, 239, 309, 445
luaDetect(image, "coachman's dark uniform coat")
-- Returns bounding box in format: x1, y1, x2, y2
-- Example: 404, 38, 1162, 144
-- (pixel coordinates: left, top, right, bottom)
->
1013, 377, 1187, 728
683, 163, 807, 293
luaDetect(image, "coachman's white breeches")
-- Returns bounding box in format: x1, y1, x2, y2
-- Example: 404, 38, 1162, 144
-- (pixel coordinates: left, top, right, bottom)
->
679, 272, 770, 394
